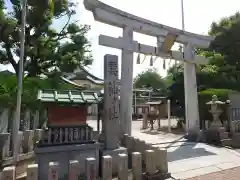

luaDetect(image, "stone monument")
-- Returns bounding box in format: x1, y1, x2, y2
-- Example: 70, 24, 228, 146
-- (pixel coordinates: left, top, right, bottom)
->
101, 54, 127, 174
83, 0, 213, 138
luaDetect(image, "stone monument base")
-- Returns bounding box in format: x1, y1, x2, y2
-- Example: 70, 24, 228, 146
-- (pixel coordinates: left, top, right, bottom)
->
203, 126, 225, 145
100, 146, 127, 175
185, 128, 203, 142
35, 143, 100, 180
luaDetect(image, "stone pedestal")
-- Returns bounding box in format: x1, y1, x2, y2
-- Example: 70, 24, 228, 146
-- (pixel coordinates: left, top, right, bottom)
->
101, 147, 127, 175
35, 143, 100, 180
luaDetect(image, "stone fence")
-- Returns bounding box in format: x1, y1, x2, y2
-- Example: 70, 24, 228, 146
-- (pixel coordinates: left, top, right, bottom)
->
0, 108, 45, 172
2, 150, 169, 180
1, 129, 43, 165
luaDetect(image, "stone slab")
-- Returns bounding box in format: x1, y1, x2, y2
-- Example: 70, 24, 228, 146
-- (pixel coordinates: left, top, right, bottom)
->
215, 162, 239, 170
171, 165, 221, 179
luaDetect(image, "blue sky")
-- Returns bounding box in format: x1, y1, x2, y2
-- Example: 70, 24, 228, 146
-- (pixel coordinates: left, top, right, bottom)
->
2, 0, 240, 79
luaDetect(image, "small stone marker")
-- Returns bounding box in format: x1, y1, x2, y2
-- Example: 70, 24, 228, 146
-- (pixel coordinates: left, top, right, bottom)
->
34, 129, 43, 144
69, 160, 80, 180
104, 54, 120, 149
18, 131, 23, 153
48, 162, 59, 180
155, 148, 168, 173
33, 110, 39, 129
118, 153, 128, 180
142, 113, 148, 129
85, 157, 97, 180
0, 108, 9, 133
24, 109, 31, 130
102, 155, 112, 180
132, 152, 142, 180
145, 150, 156, 175
27, 164, 38, 180
1, 132, 10, 159
23, 130, 34, 153
2, 166, 15, 180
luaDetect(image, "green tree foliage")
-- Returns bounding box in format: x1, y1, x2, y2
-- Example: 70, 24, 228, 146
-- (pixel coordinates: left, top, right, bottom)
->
167, 12, 240, 105
133, 69, 166, 90
0, 72, 79, 109
0, 0, 92, 77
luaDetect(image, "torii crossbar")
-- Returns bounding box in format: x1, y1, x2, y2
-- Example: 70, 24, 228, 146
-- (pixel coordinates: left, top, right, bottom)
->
84, 0, 214, 136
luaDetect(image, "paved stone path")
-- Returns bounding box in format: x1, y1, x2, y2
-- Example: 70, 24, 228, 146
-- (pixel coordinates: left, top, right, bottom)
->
186, 166, 240, 180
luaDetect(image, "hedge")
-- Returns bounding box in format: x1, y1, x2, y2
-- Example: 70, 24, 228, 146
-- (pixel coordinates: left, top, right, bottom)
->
172, 88, 238, 129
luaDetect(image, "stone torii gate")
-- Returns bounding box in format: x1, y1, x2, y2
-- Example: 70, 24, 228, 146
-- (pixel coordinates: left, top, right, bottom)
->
84, 0, 213, 136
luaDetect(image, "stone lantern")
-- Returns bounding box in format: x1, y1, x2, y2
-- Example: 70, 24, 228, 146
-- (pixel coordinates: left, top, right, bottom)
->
206, 95, 225, 129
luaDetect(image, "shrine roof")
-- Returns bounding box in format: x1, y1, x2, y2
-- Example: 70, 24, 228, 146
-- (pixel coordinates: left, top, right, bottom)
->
37, 89, 101, 104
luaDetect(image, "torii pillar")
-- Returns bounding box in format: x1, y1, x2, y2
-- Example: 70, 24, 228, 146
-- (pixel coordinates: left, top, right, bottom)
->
120, 26, 134, 136
184, 44, 200, 134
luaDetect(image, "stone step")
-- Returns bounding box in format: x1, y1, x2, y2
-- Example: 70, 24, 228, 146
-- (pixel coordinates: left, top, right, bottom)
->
221, 138, 232, 147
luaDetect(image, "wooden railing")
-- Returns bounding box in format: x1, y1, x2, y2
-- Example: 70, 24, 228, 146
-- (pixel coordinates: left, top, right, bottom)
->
38, 125, 95, 146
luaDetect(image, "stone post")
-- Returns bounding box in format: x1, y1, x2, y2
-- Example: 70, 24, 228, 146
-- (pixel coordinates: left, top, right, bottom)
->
0, 109, 10, 160
48, 162, 59, 180
118, 153, 128, 180
23, 130, 34, 153
120, 27, 134, 136
1, 132, 10, 159
102, 155, 112, 180
155, 148, 168, 173
132, 152, 142, 180
24, 109, 31, 130
34, 129, 43, 144
104, 54, 120, 149
27, 164, 38, 180
85, 157, 97, 180
0, 108, 9, 133
18, 131, 23, 154
33, 110, 39, 129
142, 113, 148, 129
69, 160, 80, 180
145, 150, 156, 175
167, 99, 171, 133
2, 166, 15, 180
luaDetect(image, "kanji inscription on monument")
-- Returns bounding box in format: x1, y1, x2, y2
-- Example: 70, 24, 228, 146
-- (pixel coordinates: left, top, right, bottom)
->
104, 54, 119, 149
104, 55, 119, 122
